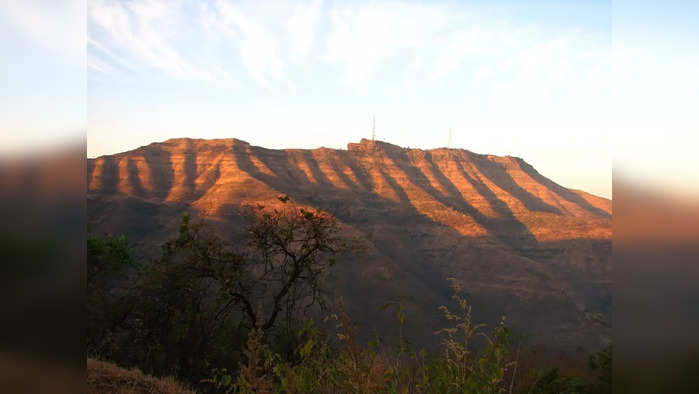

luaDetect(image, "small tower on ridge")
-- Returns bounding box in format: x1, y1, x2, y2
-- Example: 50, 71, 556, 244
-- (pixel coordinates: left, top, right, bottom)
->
448, 128, 452, 149
372, 114, 376, 141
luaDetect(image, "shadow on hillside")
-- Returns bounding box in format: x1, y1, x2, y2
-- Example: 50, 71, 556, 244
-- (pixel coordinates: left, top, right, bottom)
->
514, 158, 610, 218
89, 155, 118, 194
141, 145, 174, 200
126, 158, 146, 197
230, 146, 610, 345
393, 149, 540, 250
231, 146, 469, 342
86, 142, 612, 350
183, 139, 197, 199
465, 153, 562, 214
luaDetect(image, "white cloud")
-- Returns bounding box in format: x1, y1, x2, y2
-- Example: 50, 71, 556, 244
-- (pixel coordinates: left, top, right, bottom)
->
433, 29, 481, 78
286, 0, 323, 56
89, 0, 214, 80
324, 2, 448, 91
88, 0, 294, 87
87, 36, 135, 74
88, 53, 116, 76
486, 31, 610, 118
208, 0, 285, 88
86, 0, 609, 105
320, 2, 607, 99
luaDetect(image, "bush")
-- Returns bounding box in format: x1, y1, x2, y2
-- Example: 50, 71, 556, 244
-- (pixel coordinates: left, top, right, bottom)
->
87, 358, 192, 394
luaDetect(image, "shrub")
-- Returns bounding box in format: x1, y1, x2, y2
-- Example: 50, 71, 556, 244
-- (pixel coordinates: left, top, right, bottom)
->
87, 358, 192, 394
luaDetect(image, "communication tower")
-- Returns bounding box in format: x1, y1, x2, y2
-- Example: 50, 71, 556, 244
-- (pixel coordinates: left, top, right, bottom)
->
372, 114, 376, 141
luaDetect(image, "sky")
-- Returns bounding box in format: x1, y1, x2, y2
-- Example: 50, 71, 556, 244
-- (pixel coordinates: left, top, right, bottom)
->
0, 1, 85, 151
3, 0, 699, 200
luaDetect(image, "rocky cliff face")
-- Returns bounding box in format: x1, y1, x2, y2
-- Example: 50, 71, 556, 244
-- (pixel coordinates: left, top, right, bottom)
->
87, 138, 611, 350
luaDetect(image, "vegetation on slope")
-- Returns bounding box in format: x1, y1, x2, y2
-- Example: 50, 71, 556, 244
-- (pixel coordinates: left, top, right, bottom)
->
87, 358, 192, 394
87, 197, 611, 393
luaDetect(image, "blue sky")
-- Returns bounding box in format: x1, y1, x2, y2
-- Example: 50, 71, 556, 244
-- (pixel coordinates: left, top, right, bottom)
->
4, 0, 699, 199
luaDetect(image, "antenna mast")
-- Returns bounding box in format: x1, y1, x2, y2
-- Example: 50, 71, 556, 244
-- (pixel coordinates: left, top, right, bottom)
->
372, 114, 376, 141
448, 128, 452, 149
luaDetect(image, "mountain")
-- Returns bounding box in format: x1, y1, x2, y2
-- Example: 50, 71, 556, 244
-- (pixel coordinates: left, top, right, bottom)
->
87, 137, 611, 352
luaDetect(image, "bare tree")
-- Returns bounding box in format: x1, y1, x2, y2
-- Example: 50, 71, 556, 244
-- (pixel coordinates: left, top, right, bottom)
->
160, 196, 347, 332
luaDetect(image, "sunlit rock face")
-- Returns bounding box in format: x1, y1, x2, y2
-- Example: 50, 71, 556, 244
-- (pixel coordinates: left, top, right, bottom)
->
88, 137, 611, 351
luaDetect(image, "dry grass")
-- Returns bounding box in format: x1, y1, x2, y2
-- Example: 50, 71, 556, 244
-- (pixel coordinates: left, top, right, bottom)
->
87, 358, 192, 394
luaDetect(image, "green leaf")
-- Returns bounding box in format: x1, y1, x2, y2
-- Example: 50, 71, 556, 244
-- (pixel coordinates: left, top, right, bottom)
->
301, 339, 315, 357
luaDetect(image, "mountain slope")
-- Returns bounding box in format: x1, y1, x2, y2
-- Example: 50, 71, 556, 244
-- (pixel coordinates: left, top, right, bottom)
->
87, 138, 611, 351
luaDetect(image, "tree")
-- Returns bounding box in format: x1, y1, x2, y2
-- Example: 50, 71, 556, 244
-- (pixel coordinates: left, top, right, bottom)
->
120, 200, 345, 383
244, 200, 346, 330
153, 199, 346, 331
86, 234, 139, 355
589, 345, 611, 394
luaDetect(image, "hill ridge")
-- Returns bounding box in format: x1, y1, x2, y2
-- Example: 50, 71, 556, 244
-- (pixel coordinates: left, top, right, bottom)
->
87, 136, 611, 351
